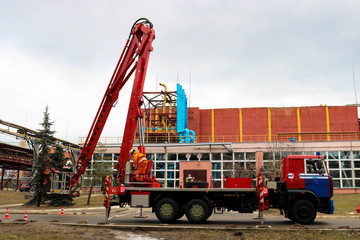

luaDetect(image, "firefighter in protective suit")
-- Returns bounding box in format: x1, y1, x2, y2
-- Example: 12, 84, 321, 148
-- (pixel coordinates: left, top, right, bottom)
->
130, 149, 148, 181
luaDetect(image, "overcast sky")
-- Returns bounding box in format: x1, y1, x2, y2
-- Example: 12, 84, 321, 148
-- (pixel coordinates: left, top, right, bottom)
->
1, 0, 359, 144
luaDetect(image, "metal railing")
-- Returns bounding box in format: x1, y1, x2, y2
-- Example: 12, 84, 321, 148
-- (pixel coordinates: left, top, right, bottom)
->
79, 132, 360, 145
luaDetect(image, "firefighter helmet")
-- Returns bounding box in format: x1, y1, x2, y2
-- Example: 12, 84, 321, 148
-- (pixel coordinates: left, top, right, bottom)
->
129, 149, 135, 155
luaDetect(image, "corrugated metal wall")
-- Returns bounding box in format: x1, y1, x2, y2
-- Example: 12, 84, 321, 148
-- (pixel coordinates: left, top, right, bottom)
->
188, 105, 359, 142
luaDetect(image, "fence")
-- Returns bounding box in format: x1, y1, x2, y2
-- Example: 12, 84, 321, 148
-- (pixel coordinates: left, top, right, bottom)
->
79, 132, 360, 145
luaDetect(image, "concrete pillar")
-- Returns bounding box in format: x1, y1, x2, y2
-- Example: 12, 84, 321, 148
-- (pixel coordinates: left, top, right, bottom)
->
256, 151, 263, 174
0, 167, 4, 191
16, 169, 20, 191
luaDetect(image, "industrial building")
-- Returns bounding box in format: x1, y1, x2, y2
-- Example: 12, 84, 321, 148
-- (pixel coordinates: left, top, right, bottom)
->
2, 82, 359, 193
83, 83, 360, 193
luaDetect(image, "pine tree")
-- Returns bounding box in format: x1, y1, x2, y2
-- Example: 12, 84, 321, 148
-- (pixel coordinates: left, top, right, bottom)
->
27, 106, 55, 207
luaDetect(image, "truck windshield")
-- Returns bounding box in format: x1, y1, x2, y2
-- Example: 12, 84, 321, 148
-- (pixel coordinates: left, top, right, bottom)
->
306, 159, 326, 174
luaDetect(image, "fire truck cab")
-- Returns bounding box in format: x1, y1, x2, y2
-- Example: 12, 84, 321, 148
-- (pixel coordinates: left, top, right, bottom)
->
277, 154, 334, 224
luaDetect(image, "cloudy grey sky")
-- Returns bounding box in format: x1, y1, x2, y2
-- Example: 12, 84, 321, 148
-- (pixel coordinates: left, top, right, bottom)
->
1, 0, 359, 144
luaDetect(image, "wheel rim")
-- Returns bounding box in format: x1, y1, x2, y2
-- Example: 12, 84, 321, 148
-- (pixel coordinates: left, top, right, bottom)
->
298, 205, 311, 218
190, 204, 204, 219
160, 203, 174, 217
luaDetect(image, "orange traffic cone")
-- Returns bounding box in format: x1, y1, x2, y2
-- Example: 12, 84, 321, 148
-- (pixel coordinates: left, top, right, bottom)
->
24, 211, 28, 221
59, 206, 65, 216
3, 208, 10, 219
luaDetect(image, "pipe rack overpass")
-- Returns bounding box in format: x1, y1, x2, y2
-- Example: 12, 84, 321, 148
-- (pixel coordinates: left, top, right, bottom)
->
0, 118, 80, 190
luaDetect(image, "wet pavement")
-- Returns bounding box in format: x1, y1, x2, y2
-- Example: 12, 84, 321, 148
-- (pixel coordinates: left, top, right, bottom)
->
1, 205, 360, 229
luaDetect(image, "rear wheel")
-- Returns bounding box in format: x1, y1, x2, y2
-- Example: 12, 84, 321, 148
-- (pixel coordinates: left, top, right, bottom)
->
206, 207, 213, 220
155, 198, 179, 223
185, 199, 210, 224
176, 209, 185, 220
285, 209, 294, 222
291, 199, 316, 224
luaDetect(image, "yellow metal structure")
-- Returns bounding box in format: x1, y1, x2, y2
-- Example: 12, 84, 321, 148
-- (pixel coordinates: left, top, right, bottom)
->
268, 108, 272, 142
141, 83, 178, 142
297, 107, 302, 142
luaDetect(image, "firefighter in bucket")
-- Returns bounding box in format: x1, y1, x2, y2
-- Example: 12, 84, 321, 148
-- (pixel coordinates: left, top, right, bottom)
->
130, 149, 148, 181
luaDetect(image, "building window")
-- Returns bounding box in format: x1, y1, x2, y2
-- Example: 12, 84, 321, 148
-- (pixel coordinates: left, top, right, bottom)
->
93, 153, 102, 160
333, 180, 340, 188
263, 152, 274, 161
167, 171, 175, 179
353, 151, 360, 159
167, 180, 175, 188
328, 151, 339, 160
211, 153, 221, 160
234, 152, 245, 160
223, 152, 233, 161
354, 161, 360, 168
223, 171, 232, 178
146, 153, 155, 160
156, 171, 165, 178
212, 171, 222, 180
342, 179, 353, 188
355, 180, 360, 188
199, 153, 210, 160
340, 151, 351, 159
167, 153, 177, 161
178, 153, 187, 161
246, 162, 256, 171
329, 170, 340, 178
177, 153, 201, 160
155, 162, 165, 171
212, 162, 221, 170
246, 152, 255, 161
341, 170, 352, 178
156, 153, 166, 161
341, 160, 352, 169
328, 161, 339, 169
167, 162, 175, 170
223, 162, 233, 171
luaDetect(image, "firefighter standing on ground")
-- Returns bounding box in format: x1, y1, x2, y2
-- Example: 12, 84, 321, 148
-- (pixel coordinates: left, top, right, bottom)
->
130, 149, 148, 181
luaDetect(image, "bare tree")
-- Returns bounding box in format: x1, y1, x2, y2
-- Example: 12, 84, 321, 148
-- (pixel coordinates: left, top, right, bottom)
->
262, 141, 301, 179
85, 143, 113, 205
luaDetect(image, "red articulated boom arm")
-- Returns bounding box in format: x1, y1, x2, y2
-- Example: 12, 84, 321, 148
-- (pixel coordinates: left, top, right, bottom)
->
70, 18, 155, 191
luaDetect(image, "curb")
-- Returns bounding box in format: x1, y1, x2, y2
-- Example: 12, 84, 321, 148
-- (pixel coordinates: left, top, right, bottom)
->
52, 222, 360, 231
0, 207, 131, 215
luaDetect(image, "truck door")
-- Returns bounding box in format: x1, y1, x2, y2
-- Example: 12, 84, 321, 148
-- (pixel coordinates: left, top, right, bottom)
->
302, 159, 329, 198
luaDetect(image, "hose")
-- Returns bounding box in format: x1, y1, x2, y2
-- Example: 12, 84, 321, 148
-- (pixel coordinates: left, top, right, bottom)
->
128, 18, 153, 38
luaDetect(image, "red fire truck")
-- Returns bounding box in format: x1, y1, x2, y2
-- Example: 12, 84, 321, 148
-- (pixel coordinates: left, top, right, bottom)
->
104, 154, 334, 225
50, 18, 334, 225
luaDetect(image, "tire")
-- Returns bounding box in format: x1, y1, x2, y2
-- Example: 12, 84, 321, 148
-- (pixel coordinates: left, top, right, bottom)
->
285, 209, 294, 222
176, 209, 185, 220
291, 199, 317, 224
206, 207, 213, 220
185, 199, 210, 224
155, 198, 179, 223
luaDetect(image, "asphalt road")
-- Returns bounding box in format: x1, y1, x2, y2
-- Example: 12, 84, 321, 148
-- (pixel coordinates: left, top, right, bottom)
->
2, 207, 360, 229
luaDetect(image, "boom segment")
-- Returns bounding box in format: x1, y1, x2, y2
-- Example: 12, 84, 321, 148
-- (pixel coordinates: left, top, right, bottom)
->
69, 18, 156, 194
